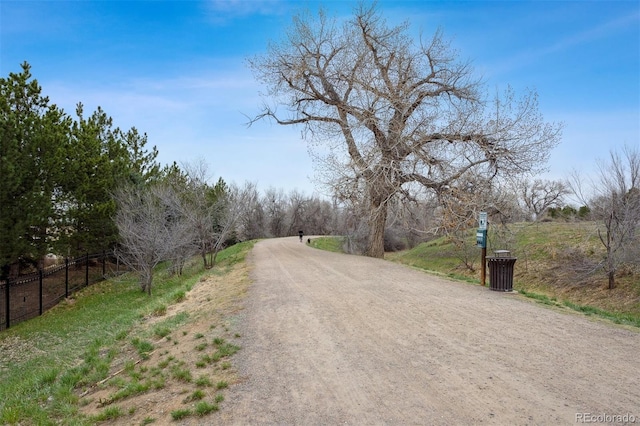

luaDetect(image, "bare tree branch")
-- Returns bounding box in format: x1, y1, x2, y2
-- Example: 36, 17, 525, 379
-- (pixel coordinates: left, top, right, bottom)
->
569, 145, 640, 289
248, 3, 562, 257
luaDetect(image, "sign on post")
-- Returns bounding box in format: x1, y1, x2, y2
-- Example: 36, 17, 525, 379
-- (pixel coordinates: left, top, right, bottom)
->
476, 229, 487, 248
478, 211, 488, 286
479, 212, 487, 230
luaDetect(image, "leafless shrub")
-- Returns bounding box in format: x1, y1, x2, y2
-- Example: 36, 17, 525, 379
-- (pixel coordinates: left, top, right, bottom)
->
517, 177, 570, 221
569, 145, 640, 289
114, 183, 195, 294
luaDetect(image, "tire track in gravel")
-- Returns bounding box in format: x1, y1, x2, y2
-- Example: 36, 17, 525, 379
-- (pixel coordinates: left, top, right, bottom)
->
217, 237, 640, 425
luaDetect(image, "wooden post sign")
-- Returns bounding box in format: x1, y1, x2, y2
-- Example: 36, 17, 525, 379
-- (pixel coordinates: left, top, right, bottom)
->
479, 212, 487, 286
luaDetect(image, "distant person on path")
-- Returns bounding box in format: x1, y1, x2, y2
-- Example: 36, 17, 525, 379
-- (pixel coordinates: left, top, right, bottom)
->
298, 230, 303, 242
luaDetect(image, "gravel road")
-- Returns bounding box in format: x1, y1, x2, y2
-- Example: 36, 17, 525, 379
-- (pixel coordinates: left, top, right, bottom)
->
218, 237, 639, 425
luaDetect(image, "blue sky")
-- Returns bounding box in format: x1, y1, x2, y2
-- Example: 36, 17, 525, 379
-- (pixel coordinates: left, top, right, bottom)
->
1, 0, 638, 196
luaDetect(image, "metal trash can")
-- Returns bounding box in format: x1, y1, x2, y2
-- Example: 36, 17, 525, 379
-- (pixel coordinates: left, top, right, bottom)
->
487, 250, 517, 292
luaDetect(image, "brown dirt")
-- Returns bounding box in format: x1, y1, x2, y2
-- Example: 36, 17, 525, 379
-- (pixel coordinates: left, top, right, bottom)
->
78, 263, 251, 425
217, 237, 639, 425
82, 237, 640, 425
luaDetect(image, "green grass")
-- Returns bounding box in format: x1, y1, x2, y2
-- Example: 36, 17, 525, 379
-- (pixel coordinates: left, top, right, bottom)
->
561, 301, 640, 327
517, 288, 640, 327
151, 312, 190, 339
195, 401, 219, 416
150, 304, 167, 316
106, 380, 152, 404
184, 389, 206, 402
0, 240, 255, 425
171, 365, 193, 382
385, 237, 474, 273
171, 408, 192, 420
171, 290, 187, 303
518, 289, 560, 306
214, 240, 254, 265
309, 236, 346, 253
0, 272, 153, 424
131, 338, 155, 358
195, 375, 213, 387
91, 405, 124, 422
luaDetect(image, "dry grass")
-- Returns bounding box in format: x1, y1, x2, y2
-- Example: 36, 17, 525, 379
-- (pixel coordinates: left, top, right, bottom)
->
77, 262, 252, 425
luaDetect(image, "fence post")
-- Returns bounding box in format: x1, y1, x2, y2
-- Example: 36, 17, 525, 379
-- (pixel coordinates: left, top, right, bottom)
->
85, 253, 89, 287
39, 268, 43, 315
65, 257, 69, 298
4, 279, 9, 329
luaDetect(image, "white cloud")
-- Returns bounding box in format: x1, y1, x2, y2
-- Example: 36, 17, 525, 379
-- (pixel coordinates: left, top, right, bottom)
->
203, 0, 288, 24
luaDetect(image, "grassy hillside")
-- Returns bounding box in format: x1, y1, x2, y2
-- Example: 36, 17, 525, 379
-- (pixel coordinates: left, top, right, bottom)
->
0, 241, 255, 425
395, 222, 640, 324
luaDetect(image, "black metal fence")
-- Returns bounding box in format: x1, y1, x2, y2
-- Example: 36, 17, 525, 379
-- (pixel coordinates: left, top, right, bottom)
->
0, 252, 129, 331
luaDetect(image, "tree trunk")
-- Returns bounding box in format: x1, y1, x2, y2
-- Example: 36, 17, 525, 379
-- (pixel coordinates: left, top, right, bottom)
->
140, 268, 153, 295
365, 189, 388, 258
146, 272, 153, 295
606, 235, 616, 290
201, 250, 209, 269
608, 270, 616, 290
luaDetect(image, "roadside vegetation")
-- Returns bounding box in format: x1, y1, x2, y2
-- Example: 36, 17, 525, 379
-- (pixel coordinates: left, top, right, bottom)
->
312, 222, 640, 328
307, 237, 344, 253
0, 241, 255, 425
1, 10, 637, 424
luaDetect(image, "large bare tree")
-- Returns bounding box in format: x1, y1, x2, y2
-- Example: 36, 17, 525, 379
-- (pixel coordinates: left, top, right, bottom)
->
249, 4, 562, 257
518, 177, 570, 221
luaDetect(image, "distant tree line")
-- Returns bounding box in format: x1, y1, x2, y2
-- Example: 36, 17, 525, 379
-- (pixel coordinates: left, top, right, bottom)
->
2, 61, 636, 293
0, 63, 348, 293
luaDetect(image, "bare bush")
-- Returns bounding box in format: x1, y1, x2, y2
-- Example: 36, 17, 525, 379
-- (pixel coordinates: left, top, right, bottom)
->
518, 177, 570, 221
114, 183, 195, 294
569, 145, 640, 289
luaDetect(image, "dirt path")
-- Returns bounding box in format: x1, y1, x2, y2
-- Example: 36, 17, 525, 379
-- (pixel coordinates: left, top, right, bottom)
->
218, 237, 639, 425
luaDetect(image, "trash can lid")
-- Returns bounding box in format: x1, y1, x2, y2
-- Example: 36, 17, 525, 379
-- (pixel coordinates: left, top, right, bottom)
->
494, 250, 511, 257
